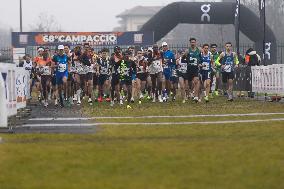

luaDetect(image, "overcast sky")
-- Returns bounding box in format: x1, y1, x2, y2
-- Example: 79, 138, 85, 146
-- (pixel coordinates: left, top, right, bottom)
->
0, 0, 189, 32
0, 0, 220, 32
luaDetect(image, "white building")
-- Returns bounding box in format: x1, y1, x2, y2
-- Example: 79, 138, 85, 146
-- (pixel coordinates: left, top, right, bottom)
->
114, 6, 162, 32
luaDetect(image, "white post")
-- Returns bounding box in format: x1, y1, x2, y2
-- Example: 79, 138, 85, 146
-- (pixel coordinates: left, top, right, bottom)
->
0, 73, 8, 127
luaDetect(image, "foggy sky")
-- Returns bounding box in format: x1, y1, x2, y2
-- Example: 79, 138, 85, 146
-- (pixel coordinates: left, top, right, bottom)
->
0, 0, 219, 32
0, 0, 185, 32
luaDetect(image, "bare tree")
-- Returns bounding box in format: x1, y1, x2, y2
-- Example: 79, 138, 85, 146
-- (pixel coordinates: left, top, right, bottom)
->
30, 12, 61, 32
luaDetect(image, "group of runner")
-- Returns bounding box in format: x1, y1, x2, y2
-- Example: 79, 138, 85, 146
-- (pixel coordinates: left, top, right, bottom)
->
22, 38, 239, 109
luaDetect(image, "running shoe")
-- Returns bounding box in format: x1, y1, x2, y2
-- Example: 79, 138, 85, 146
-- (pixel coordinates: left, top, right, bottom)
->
139, 94, 144, 99
110, 101, 114, 107
228, 95, 234, 102
73, 94, 77, 101
204, 96, 209, 103
88, 98, 93, 105
158, 95, 163, 103
54, 99, 58, 106
38, 95, 42, 102
214, 90, 219, 96
44, 100, 48, 108
98, 97, 103, 103
127, 105, 132, 109
77, 99, 81, 105
193, 97, 199, 103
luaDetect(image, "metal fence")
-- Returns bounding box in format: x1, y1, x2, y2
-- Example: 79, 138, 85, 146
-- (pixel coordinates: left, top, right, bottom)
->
1, 43, 284, 64
0, 47, 12, 62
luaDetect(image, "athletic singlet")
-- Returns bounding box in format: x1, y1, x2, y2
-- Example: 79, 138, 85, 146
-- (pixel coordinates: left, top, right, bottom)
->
163, 50, 176, 69
178, 56, 188, 74
23, 60, 33, 75
148, 53, 163, 74
188, 48, 201, 66
111, 55, 122, 76
98, 57, 110, 75
201, 52, 212, 71
53, 54, 68, 73
136, 57, 147, 74
34, 57, 52, 76
119, 60, 136, 81
222, 52, 234, 73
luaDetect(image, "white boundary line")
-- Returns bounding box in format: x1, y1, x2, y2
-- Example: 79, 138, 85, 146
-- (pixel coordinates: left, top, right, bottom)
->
21, 118, 284, 127
18, 123, 97, 127
96, 118, 284, 125
28, 112, 284, 121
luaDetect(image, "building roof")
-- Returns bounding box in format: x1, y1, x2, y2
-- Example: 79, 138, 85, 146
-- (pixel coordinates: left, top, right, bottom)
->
116, 6, 163, 17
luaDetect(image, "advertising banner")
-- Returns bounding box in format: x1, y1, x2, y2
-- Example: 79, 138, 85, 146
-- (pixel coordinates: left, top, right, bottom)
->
12, 31, 154, 48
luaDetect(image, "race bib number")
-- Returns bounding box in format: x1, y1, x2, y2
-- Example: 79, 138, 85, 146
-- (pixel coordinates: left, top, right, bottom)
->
190, 57, 198, 65
224, 65, 232, 73
58, 63, 67, 72
179, 63, 187, 73
202, 62, 210, 71
101, 67, 108, 75
153, 60, 161, 68
41, 66, 51, 75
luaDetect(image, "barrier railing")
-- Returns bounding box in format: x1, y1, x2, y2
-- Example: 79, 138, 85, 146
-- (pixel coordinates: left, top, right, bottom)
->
251, 64, 284, 95
0, 63, 30, 127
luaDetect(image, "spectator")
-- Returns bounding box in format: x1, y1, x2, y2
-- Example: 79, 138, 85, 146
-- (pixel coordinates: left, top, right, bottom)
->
245, 48, 261, 66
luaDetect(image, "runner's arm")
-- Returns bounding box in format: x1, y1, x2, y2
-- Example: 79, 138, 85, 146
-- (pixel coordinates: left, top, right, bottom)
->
234, 52, 240, 65
215, 52, 224, 66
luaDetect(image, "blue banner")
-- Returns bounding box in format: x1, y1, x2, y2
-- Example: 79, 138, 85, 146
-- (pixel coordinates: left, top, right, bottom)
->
12, 31, 154, 48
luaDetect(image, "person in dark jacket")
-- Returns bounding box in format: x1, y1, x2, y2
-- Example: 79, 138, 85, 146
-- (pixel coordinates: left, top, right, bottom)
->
245, 48, 261, 66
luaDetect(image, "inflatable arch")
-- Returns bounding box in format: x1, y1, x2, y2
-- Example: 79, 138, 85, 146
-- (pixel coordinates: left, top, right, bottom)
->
140, 2, 276, 65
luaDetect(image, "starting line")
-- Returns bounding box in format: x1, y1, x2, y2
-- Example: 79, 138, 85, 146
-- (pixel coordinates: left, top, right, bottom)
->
28, 112, 284, 121
21, 118, 284, 127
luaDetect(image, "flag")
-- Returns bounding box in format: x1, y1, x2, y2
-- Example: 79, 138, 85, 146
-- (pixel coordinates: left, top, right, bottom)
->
259, 0, 266, 65
235, 0, 240, 55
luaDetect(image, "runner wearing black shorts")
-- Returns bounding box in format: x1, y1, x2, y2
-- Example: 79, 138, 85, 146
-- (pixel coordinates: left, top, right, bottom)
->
177, 50, 189, 103
97, 48, 111, 102
110, 46, 123, 107
187, 38, 202, 102
215, 42, 239, 101
119, 50, 136, 109
135, 49, 147, 104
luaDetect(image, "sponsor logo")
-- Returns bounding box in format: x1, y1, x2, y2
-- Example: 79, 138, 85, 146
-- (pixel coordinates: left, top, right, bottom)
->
134, 34, 144, 43
201, 4, 211, 22
19, 34, 28, 44
235, 0, 240, 18
265, 42, 271, 60
260, 0, 265, 10
37, 34, 118, 46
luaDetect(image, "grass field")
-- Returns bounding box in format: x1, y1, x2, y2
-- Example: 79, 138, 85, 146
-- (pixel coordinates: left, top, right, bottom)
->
1, 98, 284, 189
